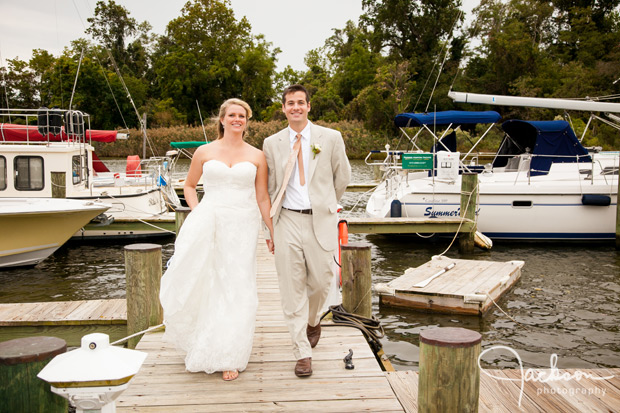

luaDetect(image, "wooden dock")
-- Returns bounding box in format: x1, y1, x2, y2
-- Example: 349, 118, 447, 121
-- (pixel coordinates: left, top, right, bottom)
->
376, 256, 524, 315
2, 239, 619, 411
386, 368, 620, 412
0, 299, 127, 346
344, 216, 475, 235
115, 236, 404, 412
174, 182, 378, 197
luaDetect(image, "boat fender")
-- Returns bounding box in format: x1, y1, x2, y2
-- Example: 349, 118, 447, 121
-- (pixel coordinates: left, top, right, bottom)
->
581, 194, 611, 206
474, 231, 493, 250
374, 283, 395, 296
390, 199, 402, 217
126, 155, 142, 177
337, 220, 349, 286
37, 107, 63, 136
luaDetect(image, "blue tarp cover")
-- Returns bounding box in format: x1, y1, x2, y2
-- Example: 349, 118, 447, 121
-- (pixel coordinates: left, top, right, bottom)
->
394, 110, 501, 127
500, 119, 591, 176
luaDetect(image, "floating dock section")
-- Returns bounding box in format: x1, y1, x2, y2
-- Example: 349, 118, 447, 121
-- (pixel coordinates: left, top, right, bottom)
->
0, 299, 127, 346
376, 256, 524, 315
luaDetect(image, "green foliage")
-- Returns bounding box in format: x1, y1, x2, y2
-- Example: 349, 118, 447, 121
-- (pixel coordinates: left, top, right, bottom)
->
1, 0, 619, 148
152, 0, 278, 123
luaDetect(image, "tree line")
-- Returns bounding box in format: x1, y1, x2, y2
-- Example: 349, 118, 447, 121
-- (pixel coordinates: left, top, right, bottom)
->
1, 0, 619, 149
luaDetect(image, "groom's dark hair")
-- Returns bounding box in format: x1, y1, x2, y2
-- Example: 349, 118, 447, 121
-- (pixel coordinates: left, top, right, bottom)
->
282, 84, 310, 104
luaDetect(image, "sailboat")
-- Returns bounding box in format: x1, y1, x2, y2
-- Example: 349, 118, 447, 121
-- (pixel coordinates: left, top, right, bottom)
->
365, 93, 619, 241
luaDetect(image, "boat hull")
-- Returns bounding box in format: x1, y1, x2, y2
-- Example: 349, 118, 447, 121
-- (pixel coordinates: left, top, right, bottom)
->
366, 166, 618, 241
0, 199, 109, 267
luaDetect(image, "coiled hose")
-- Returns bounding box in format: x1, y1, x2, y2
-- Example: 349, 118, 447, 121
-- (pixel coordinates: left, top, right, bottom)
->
321, 304, 385, 354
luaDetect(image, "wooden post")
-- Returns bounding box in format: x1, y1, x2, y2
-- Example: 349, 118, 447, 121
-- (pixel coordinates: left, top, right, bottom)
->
372, 164, 382, 181
175, 206, 191, 235
341, 242, 372, 318
125, 243, 163, 349
0, 336, 68, 412
50, 172, 66, 198
616, 174, 620, 250
459, 173, 478, 254
418, 327, 481, 413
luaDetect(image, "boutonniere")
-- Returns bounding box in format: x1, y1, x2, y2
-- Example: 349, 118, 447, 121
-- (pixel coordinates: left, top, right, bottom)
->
311, 143, 321, 159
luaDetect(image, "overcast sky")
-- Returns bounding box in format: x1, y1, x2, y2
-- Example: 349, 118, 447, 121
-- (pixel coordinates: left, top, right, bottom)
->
0, 0, 478, 72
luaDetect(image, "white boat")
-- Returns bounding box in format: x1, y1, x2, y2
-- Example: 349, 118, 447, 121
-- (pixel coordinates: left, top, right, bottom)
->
365, 102, 619, 241
0, 198, 110, 268
0, 108, 181, 240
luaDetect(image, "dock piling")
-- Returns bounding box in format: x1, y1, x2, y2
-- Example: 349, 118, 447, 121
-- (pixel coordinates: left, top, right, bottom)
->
459, 173, 478, 254
341, 242, 372, 318
124, 243, 163, 349
50, 172, 66, 199
175, 206, 191, 235
418, 327, 481, 412
616, 174, 620, 250
0, 336, 68, 412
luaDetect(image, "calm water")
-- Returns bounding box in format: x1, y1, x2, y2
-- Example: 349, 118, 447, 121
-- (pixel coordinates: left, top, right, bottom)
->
1, 160, 619, 371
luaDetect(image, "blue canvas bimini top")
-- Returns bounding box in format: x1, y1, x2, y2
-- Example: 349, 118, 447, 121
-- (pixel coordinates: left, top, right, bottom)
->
500, 119, 592, 176
394, 110, 502, 127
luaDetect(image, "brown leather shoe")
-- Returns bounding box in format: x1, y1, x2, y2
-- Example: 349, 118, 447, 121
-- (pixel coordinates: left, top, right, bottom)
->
307, 323, 321, 348
295, 357, 312, 377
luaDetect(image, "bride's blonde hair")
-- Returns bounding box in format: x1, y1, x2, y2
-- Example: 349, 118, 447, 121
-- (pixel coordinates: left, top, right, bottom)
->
217, 98, 252, 139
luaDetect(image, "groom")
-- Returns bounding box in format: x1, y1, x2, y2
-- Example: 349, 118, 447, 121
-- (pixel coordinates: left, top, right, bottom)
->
263, 84, 351, 377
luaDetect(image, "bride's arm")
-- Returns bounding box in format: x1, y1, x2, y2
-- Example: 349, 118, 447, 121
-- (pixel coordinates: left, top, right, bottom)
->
184, 146, 207, 210
255, 152, 274, 252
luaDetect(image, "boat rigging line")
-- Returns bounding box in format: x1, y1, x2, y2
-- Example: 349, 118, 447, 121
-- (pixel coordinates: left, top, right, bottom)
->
0, 49, 12, 122
413, 9, 463, 114
196, 100, 209, 142
68, 48, 85, 111
72, 0, 156, 157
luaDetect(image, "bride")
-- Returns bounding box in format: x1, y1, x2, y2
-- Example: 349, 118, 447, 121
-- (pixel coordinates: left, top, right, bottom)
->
159, 98, 274, 381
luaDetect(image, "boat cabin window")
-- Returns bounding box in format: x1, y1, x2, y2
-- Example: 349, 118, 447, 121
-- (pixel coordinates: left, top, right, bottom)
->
14, 156, 44, 191
512, 200, 532, 208
72, 155, 84, 184
0, 156, 6, 190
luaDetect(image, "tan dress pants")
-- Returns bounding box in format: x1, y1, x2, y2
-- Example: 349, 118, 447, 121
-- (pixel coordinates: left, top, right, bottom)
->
274, 208, 335, 360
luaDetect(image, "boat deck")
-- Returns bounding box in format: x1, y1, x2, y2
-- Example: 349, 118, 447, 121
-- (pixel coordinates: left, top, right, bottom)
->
376, 256, 524, 315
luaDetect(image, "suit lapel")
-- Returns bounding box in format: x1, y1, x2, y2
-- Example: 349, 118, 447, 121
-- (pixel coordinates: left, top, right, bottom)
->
308, 124, 322, 182
277, 129, 290, 177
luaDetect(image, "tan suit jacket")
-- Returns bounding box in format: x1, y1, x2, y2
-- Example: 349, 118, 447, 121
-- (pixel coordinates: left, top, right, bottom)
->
263, 123, 351, 251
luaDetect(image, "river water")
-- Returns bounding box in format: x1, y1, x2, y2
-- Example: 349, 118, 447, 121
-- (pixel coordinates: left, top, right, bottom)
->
1, 160, 618, 371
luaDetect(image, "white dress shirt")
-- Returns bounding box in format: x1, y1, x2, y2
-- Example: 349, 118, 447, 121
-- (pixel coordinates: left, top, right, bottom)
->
282, 122, 312, 210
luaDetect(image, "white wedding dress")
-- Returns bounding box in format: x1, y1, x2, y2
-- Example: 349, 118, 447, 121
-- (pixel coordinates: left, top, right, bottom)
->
159, 160, 260, 373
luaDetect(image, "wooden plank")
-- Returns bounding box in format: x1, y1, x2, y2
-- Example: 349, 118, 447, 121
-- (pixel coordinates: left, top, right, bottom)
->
115, 398, 403, 412
385, 371, 418, 413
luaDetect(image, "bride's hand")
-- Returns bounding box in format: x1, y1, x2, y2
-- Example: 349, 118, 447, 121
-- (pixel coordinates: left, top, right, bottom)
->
266, 239, 274, 254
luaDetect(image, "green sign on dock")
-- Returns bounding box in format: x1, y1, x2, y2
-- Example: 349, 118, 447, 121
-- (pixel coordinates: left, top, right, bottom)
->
402, 153, 433, 170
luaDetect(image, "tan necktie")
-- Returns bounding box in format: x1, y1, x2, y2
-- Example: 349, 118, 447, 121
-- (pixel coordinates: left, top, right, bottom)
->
295, 134, 306, 186
269, 136, 302, 217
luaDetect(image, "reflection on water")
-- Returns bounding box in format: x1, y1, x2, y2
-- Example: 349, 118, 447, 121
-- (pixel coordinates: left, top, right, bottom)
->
1, 160, 619, 371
